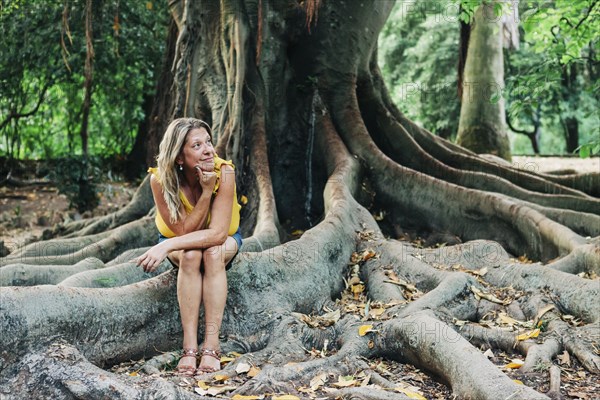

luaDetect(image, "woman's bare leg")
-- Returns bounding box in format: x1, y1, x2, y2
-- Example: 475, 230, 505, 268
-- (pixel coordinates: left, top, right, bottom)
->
198, 237, 238, 371
172, 249, 203, 370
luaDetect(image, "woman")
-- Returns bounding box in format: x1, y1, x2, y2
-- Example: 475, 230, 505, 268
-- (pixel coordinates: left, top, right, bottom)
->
134, 118, 242, 376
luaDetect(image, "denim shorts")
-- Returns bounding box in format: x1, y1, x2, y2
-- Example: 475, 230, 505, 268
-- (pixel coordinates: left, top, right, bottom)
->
158, 227, 242, 270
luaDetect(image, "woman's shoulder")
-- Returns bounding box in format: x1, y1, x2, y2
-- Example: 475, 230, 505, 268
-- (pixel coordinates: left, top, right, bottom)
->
147, 167, 162, 184
214, 155, 235, 171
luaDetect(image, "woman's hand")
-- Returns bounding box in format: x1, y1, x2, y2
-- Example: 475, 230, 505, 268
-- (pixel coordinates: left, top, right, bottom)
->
133, 242, 171, 273
195, 165, 217, 194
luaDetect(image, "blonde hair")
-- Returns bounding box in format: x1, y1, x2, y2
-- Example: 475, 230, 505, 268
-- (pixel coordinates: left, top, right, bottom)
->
156, 118, 212, 223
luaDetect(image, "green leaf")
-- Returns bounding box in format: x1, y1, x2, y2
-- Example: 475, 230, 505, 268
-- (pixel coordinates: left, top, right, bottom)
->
489, 92, 501, 104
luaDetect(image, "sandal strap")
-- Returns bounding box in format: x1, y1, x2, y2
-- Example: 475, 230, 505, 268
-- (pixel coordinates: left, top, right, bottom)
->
182, 348, 198, 358
200, 348, 221, 361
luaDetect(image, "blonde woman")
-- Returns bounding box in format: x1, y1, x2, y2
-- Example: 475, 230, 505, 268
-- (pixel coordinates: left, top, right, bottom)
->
135, 118, 242, 376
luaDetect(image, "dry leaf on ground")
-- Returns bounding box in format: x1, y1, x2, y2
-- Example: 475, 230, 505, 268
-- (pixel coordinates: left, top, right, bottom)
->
358, 324, 374, 336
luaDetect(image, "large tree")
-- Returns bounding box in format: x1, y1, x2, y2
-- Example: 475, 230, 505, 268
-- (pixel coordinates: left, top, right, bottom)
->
1, 1, 599, 399
456, 1, 514, 160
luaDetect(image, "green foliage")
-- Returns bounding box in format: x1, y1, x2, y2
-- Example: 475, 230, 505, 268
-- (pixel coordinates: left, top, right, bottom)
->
379, 0, 599, 154
507, 0, 599, 155
378, 1, 461, 139
576, 139, 600, 158
49, 156, 101, 213
0, 0, 168, 161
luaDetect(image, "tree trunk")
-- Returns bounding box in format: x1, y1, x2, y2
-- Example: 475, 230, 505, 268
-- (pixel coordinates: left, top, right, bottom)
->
79, 0, 94, 158
1, 1, 599, 399
456, 1, 511, 160
561, 64, 580, 153
564, 117, 579, 154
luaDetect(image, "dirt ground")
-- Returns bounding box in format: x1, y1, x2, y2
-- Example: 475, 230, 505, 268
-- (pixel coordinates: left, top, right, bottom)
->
511, 156, 599, 175
0, 181, 136, 252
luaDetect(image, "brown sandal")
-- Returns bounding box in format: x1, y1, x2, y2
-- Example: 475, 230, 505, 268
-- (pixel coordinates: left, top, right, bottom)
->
197, 348, 221, 373
177, 348, 198, 376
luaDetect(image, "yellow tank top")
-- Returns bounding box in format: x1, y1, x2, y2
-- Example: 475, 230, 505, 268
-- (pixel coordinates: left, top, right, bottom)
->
147, 156, 241, 237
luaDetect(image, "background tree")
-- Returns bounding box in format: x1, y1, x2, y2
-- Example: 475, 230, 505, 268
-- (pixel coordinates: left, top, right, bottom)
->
455, 0, 516, 160
509, 0, 599, 155
0, 1, 599, 399
379, 1, 461, 140
0, 0, 168, 163
379, 0, 599, 156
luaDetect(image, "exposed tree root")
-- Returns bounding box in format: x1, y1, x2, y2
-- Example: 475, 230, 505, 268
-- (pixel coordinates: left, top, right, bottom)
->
375, 312, 549, 399
58, 257, 171, 288
0, 272, 181, 368
521, 338, 562, 373
1, 217, 156, 266
369, 62, 600, 198
359, 82, 598, 214
51, 176, 154, 239
0, 257, 104, 286
0, 341, 199, 400
546, 365, 562, 400
331, 387, 414, 400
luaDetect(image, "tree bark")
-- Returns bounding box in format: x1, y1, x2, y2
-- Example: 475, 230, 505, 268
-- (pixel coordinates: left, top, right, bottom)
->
1, 1, 598, 399
456, 1, 511, 160
80, 0, 94, 158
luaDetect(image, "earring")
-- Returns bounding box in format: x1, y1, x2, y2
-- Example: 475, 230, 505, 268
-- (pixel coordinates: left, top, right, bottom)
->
178, 164, 183, 171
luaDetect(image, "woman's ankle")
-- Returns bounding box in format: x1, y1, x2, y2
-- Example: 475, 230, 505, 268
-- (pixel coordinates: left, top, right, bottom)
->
202, 337, 220, 350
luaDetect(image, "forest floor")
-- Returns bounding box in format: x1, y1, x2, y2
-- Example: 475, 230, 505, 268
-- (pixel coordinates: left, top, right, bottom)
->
1, 156, 599, 398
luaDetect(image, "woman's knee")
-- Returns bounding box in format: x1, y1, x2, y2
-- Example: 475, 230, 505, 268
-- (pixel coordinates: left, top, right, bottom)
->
179, 249, 203, 272
203, 246, 225, 273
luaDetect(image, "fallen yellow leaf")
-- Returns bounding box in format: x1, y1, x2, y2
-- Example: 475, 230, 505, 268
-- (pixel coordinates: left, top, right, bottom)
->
272, 396, 300, 400
394, 388, 427, 399
505, 359, 524, 369
247, 366, 261, 377
128, 371, 139, 377
352, 284, 365, 299
213, 374, 229, 381
231, 395, 262, 400
332, 375, 357, 387
291, 229, 304, 236
498, 312, 520, 326
240, 195, 248, 205
516, 329, 540, 341
197, 381, 210, 389
220, 356, 236, 363
470, 286, 511, 305
513, 380, 524, 385
358, 325, 374, 336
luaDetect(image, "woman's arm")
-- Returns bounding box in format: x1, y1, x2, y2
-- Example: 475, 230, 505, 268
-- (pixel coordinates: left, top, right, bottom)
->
150, 170, 215, 236
136, 165, 235, 272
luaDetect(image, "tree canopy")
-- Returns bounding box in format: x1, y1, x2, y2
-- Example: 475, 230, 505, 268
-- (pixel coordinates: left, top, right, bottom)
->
0, 0, 168, 160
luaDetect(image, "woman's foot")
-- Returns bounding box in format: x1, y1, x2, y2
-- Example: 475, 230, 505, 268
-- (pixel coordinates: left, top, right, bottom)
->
177, 348, 198, 376
197, 348, 221, 373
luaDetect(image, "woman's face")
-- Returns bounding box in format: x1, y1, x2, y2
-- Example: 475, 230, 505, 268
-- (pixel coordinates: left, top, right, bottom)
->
179, 127, 215, 172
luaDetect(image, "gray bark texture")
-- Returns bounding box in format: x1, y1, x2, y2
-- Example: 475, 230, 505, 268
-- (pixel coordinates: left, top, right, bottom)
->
1, 1, 598, 399
456, 1, 512, 160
